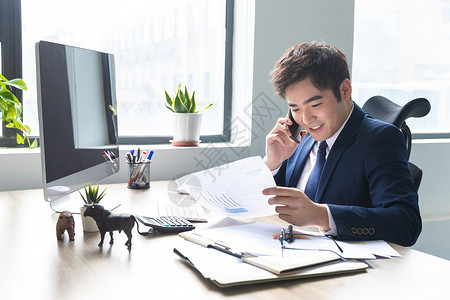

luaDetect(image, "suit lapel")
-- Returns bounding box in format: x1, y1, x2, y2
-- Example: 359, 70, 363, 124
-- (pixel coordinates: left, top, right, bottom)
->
287, 135, 315, 187
315, 103, 366, 202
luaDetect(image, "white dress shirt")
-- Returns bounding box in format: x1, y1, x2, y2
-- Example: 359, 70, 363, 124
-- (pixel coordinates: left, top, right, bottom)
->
272, 104, 354, 235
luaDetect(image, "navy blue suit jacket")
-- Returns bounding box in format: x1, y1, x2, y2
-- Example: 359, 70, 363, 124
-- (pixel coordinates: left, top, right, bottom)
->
274, 103, 421, 247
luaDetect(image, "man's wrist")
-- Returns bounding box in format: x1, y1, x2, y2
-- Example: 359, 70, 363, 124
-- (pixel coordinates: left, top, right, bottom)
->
315, 204, 332, 232
263, 156, 282, 171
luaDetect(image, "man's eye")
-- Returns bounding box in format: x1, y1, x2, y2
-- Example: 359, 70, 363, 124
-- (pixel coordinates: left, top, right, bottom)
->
312, 103, 322, 108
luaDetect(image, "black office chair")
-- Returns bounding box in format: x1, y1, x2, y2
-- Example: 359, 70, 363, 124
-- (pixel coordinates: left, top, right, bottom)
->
362, 95, 431, 190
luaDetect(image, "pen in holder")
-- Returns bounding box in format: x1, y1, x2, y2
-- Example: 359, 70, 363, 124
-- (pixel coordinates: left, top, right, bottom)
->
127, 161, 151, 189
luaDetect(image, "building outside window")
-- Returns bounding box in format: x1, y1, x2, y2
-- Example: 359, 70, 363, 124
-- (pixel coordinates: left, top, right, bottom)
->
353, 0, 450, 137
1, 0, 231, 145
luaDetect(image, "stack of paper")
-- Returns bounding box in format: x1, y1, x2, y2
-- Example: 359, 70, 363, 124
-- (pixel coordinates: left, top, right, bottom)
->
174, 239, 368, 288
174, 221, 375, 287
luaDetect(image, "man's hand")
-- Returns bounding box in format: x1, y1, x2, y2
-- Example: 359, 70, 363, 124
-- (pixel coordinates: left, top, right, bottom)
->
263, 186, 331, 232
264, 118, 305, 171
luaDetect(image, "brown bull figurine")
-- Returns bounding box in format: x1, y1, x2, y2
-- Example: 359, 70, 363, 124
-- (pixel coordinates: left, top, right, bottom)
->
56, 211, 75, 241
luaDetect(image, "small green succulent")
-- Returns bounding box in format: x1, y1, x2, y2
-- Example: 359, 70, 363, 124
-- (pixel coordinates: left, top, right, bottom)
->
165, 84, 212, 113
79, 183, 107, 204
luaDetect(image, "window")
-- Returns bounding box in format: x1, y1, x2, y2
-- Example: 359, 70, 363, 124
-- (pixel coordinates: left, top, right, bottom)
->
2, 0, 232, 145
353, 0, 450, 137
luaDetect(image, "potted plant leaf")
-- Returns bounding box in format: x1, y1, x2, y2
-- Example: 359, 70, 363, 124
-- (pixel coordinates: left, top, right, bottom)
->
79, 183, 107, 232
0, 74, 37, 148
165, 84, 212, 146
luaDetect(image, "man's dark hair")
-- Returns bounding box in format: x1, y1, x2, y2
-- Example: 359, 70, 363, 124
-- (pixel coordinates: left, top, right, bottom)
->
271, 41, 350, 101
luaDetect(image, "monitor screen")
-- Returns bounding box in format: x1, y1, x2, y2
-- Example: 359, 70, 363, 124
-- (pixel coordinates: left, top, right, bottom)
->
36, 41, 119, 207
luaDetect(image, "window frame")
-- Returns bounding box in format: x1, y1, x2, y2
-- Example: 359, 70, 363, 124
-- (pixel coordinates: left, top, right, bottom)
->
0, 0, 234, 147
0, 0, 26, 147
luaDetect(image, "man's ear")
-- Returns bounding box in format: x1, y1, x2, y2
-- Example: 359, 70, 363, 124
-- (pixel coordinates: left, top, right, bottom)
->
340, 78, 352, 101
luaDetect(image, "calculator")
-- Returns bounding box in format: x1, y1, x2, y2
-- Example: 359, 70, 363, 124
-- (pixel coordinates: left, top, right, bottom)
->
135, 215, 195, 234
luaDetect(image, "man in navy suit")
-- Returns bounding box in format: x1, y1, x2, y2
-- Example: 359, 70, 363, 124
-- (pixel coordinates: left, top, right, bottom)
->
262, 41, 421, 247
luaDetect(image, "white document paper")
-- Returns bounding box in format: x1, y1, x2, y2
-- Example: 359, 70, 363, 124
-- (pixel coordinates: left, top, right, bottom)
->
176, 156, 277, 218
184, 221, 400, 260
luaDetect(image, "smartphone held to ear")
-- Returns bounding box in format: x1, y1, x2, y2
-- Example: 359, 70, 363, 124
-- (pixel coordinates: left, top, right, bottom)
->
286, 109, 302, 143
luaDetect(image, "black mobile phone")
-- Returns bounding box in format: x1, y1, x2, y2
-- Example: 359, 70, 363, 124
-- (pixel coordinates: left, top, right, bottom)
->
286, 109, 301, 143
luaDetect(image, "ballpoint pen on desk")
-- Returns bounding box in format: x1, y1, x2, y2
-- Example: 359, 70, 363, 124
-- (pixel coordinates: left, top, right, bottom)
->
326, 235, 344, 253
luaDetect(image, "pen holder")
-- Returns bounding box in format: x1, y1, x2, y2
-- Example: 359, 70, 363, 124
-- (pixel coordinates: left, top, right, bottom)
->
127, 161, 151, 189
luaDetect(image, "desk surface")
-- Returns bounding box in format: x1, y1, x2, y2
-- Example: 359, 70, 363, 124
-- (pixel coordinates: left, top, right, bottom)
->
1, 181, 450, 300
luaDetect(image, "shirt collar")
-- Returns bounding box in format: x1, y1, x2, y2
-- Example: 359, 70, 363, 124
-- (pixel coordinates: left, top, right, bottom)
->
324, 102, 354, 150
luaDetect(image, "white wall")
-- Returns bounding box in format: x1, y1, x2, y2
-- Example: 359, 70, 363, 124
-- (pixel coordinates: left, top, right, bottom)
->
1, 0, 449, 260
247, 0, 355, 157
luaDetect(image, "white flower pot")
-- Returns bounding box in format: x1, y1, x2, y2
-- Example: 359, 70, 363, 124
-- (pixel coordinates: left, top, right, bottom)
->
172, 113, 202, 146
80, 205, 99, 232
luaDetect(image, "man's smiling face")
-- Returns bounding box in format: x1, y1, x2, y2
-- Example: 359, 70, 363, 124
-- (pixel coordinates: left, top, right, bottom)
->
286, 77, 353, 142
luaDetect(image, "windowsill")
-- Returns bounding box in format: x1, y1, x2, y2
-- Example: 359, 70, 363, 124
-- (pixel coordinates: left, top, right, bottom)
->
0, 138, 448, 156
0, 141, 248, 154
412, 138, 450, 144
0, 146, 41, 154
0, 141, 251, 191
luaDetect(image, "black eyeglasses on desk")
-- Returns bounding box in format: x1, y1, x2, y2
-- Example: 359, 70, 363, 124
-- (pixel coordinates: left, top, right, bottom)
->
279, 225, 344, 258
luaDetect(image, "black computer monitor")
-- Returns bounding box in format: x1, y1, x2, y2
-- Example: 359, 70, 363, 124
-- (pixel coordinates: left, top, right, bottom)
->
36, 41, 119, 212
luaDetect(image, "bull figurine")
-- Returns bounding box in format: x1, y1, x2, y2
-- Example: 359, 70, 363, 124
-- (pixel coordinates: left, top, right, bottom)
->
83, 204, 142, 250
56, 211, 75, 241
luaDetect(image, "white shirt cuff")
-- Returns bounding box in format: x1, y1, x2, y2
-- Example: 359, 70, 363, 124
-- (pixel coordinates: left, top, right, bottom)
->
271, 166, 281, 176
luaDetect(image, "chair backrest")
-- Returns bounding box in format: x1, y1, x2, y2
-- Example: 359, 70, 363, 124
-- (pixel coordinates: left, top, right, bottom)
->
362, 95, 431, 190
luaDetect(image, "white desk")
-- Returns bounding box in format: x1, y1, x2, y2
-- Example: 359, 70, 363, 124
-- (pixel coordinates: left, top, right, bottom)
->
1, 181, 450, 299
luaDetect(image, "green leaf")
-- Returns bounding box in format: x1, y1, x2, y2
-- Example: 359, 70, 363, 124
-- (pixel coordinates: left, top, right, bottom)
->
180, 89, 192, 112
96, 188, 107, 203
16, 133, 24, 144
165, 104, 175, 112
12, 117, 25, 131
189, 91, 197, 113
0, 89, 21, 105
173, 91, 188, 113
78, 189, 88, 204
165, 90, 173, 107
108, 104, 117, 115
5, 78, 27, 91
184, 86, 190, 102
29, 138, 38, 149
200, 103, 213, 112
24, 125, 31, 134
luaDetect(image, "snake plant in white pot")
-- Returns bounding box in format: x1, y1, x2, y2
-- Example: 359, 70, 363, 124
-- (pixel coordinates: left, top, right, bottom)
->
165, 84, 212, 146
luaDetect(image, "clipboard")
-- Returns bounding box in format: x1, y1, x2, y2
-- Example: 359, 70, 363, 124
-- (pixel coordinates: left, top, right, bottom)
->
179, 231, 356, 275
174, 238, 368, 288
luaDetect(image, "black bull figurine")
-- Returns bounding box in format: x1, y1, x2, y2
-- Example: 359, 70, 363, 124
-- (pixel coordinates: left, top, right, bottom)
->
83, 204, 145, 250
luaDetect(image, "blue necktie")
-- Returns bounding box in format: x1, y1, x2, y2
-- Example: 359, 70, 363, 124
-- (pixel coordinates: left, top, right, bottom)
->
304, 141, 328, 202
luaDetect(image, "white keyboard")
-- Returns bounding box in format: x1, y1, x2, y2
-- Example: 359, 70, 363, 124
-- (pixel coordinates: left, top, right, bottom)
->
158, 194, 207, 222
